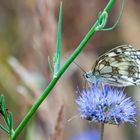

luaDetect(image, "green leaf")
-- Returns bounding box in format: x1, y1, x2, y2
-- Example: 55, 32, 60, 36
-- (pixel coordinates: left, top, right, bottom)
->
1, 95, 6, 115
0, 95, 2, 104
0, 124, 9, 134
9, 112, 13, 131
48, 56, 53, 74
0, 95, 10, 128
53, 2, 62, 78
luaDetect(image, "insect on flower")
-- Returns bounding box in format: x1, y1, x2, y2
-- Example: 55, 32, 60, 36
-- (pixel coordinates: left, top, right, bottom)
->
83, 45, 140, 87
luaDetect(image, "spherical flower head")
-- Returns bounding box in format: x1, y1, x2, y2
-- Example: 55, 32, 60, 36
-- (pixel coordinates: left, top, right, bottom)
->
76, 84, 137, 125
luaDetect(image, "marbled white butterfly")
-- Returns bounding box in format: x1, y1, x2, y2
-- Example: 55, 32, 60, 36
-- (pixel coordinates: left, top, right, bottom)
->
83, 45, 140, 87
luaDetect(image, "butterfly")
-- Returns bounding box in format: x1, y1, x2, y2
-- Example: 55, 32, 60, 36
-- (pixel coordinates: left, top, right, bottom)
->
83, 44, 140, 87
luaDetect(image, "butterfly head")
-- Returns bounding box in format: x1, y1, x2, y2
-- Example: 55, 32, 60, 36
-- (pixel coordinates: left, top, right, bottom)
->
83, 71, 97, 83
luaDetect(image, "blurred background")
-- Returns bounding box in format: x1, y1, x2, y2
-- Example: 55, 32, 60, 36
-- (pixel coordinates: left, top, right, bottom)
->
0, 0, 140, 140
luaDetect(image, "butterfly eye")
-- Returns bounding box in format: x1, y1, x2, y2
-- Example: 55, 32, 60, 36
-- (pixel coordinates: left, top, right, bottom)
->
85, 74, 89, 78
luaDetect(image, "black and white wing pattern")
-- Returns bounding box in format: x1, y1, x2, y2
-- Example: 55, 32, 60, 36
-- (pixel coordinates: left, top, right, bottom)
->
92, 45, 140, 86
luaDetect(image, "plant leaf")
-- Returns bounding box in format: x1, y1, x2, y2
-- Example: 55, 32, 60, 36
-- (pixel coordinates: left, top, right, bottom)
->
53, 2, 62, 78
9, 112, 13, 131
0, 124, 9, 134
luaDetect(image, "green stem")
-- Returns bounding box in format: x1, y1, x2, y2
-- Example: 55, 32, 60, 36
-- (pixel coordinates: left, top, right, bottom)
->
100, 123, 105, 140
104, 0, 116, 13
12, 0, 116, 139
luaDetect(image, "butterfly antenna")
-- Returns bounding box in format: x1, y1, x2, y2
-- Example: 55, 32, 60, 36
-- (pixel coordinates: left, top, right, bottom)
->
65, 56, 86, 73
72, 61, 86, 73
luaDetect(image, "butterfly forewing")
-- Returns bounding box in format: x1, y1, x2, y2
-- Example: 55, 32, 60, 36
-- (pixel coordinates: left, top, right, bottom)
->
92, 45, 140, 86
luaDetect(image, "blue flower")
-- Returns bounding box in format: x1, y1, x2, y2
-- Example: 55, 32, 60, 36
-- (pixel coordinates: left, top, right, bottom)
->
76, 84, 137, 125
70, 129, 100, 140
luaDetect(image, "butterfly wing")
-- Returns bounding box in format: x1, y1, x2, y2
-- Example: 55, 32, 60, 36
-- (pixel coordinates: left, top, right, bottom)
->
92, 45, 140, 86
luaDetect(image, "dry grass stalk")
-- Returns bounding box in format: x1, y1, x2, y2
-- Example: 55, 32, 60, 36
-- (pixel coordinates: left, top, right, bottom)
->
50, 105, 65, 140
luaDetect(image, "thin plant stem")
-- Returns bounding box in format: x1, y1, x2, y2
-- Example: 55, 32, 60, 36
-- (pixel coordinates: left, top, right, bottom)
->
12, 0, 116, 139
100, 123, 105, 140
